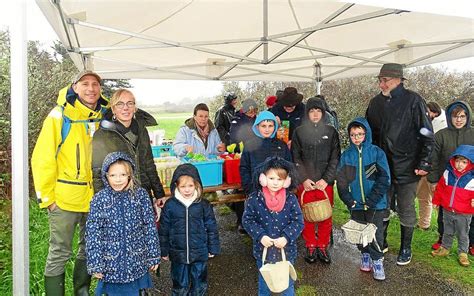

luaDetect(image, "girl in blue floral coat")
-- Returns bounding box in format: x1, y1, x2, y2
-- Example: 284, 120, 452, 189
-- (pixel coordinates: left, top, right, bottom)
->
242, 157, 304, 296
86, 152, 160, 295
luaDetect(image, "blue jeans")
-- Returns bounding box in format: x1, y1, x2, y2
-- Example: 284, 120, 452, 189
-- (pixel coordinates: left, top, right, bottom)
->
256, 258, 295, 296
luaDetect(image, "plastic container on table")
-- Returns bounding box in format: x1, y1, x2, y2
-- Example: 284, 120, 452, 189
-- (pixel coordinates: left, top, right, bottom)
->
152, 145, 175, 158
219, 154, 241, 185
184, 156, 224, 187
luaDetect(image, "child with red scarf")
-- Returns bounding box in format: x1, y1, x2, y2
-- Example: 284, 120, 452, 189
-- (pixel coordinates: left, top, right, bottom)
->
431, 145, 474, 267
242, 157, 304, 296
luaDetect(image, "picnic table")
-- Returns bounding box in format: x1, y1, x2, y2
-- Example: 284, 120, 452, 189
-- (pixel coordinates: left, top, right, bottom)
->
163, 183, 246, 205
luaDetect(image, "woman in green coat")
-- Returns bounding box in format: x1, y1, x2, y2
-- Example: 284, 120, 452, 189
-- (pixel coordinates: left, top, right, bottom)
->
92, 89, 165, 200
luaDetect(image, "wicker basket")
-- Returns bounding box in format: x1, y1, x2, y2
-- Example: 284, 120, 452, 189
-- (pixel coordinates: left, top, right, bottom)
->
300, 190, 332, 223
341, 219, 378, 247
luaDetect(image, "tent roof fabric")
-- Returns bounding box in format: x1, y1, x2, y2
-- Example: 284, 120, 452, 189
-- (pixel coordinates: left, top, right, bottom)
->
36, 0, 474, 81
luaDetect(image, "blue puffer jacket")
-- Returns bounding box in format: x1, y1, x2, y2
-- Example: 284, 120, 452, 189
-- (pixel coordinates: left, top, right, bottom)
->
158, 164, 220, 264
336, 118, 391, 210
86, 152, 160, 283
240, 111, 292, 194
243, 190, 304, 263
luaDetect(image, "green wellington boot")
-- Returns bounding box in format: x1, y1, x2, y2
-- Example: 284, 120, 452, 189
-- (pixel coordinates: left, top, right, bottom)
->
44, 273, 65, 296
73, 259, 91, 296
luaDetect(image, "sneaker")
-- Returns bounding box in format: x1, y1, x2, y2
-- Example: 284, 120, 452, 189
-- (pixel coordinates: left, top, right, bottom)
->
316, 247, 331, 264
469, 245, 474, 256
304, 247, 317, 264
431, 238, 442, 250
372, 259, 386, 281
382, 244, 389, 254
237, 225, 247, 235
459, 253, 470, 267
396, 249, 412, 265
431, 246, 450, 257
360, 253, 372, 272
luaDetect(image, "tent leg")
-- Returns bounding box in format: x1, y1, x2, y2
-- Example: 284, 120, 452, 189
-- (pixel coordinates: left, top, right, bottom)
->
11, 0, 30, 295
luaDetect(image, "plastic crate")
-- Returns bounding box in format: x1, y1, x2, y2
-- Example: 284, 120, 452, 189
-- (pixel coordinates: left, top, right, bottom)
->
219, 154, 241, 184
152, 145, 175, 158
188, 159, 224, 187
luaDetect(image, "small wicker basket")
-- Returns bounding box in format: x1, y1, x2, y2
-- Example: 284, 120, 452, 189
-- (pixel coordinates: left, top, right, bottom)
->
300, 190, 332, 223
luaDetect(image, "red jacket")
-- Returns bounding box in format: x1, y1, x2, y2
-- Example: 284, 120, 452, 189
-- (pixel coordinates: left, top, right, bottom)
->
433, 158, 474, 215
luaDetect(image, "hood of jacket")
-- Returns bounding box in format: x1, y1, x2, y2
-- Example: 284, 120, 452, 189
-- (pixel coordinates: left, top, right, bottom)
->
304, 97, 327, 123
101, 151, 136, 190
252, 156, 298, 192
252, 111, 278, 138
347, 117, 373, 149
184, 117, 216, 131
169, 163, 203, 195
448, 144, 474, 175
57, 85, 109, 112
445, 101, 472, 130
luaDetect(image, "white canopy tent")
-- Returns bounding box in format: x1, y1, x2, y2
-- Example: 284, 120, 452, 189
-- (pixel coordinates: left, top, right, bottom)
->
35, 0, 474, 82
10, 0, 473, 294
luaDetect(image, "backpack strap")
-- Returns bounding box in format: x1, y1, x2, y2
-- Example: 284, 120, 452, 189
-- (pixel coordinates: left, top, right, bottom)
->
55, 104, 105, 158
55, 104, 70, 158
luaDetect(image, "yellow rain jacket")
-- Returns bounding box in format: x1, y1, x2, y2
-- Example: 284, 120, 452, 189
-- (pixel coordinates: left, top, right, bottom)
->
31, 86, 109, 212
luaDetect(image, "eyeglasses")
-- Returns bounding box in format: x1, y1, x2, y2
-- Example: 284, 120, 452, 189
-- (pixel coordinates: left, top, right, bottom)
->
453, 115, 467, 120
350, 133, 366, 139
106, 173, 129, 180
115, 101, 136, 109
378, 77, 394, 84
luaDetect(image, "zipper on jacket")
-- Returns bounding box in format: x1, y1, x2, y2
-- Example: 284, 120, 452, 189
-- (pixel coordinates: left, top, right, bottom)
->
358, 147, 366, 210
186, 206, 190, 264
448, 170, 468, 209
76, 143, 80, 179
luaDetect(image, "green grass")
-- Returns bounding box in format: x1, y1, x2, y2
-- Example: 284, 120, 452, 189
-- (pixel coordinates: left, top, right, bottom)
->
0, 199, 12, 294
332, 193, 474, 287
147, 112, 189, 141
296, 284, 317, 295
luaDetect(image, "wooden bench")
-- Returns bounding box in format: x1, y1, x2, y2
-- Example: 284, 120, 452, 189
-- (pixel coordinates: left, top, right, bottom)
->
163, 183, 246, 205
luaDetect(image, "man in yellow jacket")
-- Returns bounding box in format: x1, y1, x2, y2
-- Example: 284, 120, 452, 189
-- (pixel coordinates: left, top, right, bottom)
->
31, 70, 108, 295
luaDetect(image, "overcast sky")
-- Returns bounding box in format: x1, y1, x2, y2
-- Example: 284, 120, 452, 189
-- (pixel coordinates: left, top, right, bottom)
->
1, 0, 472, 106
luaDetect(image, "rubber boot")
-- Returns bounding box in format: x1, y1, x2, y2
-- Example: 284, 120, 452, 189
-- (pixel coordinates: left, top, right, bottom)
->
73, 258, 91, 296
397, 225, 414, 266
44, 273, 65, 296
382, 219, 389, 253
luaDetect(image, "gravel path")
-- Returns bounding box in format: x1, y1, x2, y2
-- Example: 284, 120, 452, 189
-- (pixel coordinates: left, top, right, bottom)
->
150, 206, 473, 295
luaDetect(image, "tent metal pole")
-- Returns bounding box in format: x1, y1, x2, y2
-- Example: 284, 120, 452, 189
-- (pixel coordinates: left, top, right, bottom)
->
263, 0, 268, 63
406, 43, 471, 66
11, 0, 29, 294
268, 9, 404, 40
267, 3, 354, 64
70, 19, 261, 63
315, 64, 322, 95
272, 39, 388, 64
323, 48, 398, 79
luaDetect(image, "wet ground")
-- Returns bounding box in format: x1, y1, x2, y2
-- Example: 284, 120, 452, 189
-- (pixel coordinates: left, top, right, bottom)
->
150, 206, 473, 295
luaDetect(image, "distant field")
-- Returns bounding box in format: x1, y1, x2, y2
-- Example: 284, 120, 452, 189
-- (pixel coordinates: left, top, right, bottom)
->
148, 112, 190, 141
